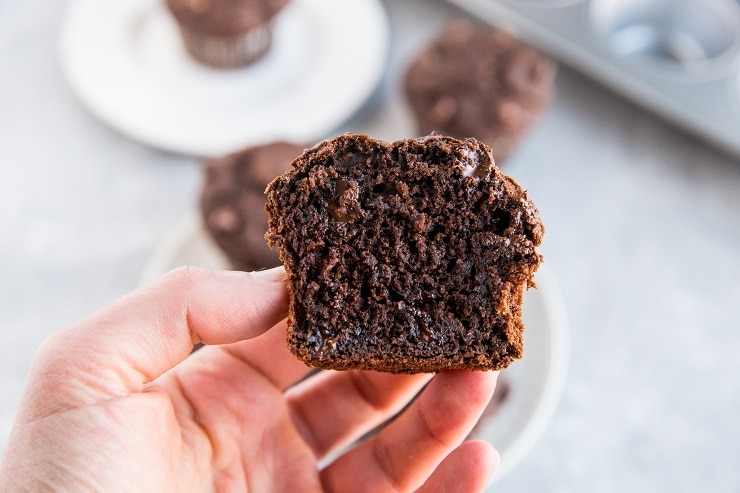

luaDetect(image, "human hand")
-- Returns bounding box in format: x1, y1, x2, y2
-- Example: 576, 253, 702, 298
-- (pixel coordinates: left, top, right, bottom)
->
0, 267, 499, 492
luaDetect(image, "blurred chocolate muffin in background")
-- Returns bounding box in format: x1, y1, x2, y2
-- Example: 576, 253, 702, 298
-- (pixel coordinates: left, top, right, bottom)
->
404, 19, 556, 164
200, 141, 304, 270
166, 0, 290, 69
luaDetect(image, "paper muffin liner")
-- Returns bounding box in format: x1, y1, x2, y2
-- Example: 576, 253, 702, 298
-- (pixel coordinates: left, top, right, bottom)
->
179, 24, 273, 69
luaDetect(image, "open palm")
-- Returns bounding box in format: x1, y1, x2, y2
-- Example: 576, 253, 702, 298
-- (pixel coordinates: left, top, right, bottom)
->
0, 267, 499, 492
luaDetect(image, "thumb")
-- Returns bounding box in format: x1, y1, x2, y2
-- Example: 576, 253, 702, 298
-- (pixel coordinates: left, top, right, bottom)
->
19, 266, 288, 420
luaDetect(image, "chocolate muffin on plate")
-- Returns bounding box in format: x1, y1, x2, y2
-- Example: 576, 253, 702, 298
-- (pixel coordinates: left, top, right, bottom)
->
201, 141, 304, 270
166, 0, 290, 68
405, 19, 556, 164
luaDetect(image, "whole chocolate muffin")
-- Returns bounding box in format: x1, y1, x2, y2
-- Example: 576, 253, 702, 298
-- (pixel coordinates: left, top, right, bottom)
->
166, 0, 290, 68
201, 141, 304, 270
404, 19, 556, 164
266, 134, 544, 373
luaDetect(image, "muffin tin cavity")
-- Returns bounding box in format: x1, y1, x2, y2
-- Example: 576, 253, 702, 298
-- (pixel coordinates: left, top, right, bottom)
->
592, 0, 740, 76
447, 0, 740, 157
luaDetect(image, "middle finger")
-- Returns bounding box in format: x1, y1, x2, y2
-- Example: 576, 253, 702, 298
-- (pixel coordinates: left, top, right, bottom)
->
223, 318, 314, 390
286, 369, 433, 459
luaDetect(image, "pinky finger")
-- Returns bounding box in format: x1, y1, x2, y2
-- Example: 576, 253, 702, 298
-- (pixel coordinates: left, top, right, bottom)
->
416, 440, 499, 493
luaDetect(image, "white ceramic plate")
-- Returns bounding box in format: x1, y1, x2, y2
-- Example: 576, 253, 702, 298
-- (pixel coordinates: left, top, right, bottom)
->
140, 214, 569, 485
59, 0, 389, 156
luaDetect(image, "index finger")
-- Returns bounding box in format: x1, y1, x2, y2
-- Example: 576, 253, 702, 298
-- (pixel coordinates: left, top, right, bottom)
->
25, 266, 288, 411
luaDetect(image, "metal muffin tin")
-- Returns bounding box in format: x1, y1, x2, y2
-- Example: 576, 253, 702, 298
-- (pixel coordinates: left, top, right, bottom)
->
446, 0, 740, 157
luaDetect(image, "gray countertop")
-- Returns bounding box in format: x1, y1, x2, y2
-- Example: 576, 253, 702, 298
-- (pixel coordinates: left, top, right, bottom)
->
2, 0, 740, 491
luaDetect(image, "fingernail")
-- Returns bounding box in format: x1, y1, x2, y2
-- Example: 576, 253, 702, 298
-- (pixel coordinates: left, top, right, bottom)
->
490, 446, 501, 470
250, 266, 287, 282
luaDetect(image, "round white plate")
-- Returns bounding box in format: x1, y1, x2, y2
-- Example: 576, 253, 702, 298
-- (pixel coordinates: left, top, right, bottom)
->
59, 0, 389, 156
140, 214, 569, 484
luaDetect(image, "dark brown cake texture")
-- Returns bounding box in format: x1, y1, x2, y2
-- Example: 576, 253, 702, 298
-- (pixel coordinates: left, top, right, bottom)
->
266, 134, 544, 374
166, 0, 290, 68
404, 19, 556, 164
201, 141, 304, 270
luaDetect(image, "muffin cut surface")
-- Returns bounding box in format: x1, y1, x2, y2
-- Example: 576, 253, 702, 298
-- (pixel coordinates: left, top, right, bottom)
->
266, 134, 543, 373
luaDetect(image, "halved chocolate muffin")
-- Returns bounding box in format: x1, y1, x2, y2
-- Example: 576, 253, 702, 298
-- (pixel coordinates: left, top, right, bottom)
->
266, 134, 543, 373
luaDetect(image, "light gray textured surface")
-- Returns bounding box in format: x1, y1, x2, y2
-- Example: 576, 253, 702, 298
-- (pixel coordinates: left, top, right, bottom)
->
2, 0, 740, 491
